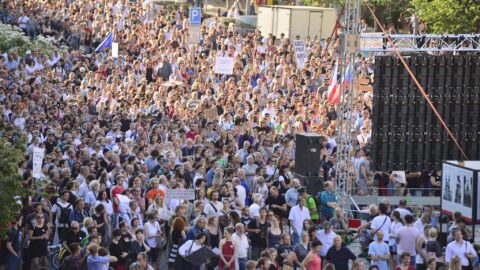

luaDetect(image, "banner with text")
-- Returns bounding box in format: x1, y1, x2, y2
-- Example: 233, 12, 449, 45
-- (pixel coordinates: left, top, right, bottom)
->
294, 40, 307, 69
165, 189, 195, 200
33, 147, 45, 178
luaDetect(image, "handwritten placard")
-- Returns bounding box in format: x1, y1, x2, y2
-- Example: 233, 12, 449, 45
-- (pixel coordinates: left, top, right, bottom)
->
214, 56, 234, 75
294, 40, 307, 69
204, 108, 218, 120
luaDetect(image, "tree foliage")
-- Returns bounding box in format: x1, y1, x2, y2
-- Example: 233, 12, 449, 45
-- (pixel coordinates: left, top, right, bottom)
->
411, 0, 480, 33
0, 136, 28, 238
303, 0, 480, 33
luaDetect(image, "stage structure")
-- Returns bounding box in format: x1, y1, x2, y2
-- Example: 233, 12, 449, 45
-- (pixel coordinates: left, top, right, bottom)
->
333, 0, 480, 215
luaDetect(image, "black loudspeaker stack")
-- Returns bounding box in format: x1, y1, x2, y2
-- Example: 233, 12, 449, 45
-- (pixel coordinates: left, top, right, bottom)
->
371, 55, 480, 172
295, 133, 324, 195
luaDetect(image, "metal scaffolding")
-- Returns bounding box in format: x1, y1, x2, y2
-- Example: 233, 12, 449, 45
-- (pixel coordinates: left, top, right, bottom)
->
334, 0, 360, 215
360, 33, 480, 52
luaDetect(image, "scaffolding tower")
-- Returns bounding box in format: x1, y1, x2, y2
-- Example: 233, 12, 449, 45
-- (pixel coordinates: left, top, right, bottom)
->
334, 0, 360, 215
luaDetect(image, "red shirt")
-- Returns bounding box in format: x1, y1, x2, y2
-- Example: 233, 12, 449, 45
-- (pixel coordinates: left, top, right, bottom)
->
186, 130, 199, 140
111, 186, 124, 213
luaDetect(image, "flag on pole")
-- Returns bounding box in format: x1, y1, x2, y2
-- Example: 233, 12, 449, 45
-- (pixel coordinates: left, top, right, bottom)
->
330, 63, 354, 104
343, 63, 354, 85
95, 33, 113, 53
327, 61, 339, 104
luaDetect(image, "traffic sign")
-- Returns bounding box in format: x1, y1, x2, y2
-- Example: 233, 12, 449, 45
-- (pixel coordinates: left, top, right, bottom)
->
189, 25, 201, 44
189, 7, 201, 25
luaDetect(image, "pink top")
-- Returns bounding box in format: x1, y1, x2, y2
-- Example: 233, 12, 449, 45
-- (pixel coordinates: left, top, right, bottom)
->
307, 253, 321, 270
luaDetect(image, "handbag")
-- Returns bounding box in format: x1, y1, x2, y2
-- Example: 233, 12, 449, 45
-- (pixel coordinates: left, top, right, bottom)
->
156, 234, 168, 250
155, 221, 167, 250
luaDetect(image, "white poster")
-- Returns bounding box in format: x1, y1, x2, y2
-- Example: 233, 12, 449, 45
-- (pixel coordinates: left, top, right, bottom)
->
116, 194, 131, 203
214, 57, 234, 75
112, 42, 119, 58
441, 162, 474, 220
32, 147, 45, 178
294, 40, 307, 69
165, 189, 195, 200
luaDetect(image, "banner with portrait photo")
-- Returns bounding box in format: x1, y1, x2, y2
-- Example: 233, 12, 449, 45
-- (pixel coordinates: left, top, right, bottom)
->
441, 162, 474, 221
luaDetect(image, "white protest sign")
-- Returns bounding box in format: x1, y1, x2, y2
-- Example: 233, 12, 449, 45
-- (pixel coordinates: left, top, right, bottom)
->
294, 40, 307, 69
112, 42, 119, 58
116, 194, 131, 204
189, 25, 201, 44
32, 147, 45, 178
214, 56, 234, 75
157, 208, 173, 220
165, 189, 195, 200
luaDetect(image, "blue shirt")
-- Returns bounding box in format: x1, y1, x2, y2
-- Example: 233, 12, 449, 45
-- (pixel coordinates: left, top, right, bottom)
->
206, 168, 216, 187
186, 225, 206, 240
87, 255, 110, 270
368, 241, 390, 270
240, 179, 251, 205
320, 191, 336, 219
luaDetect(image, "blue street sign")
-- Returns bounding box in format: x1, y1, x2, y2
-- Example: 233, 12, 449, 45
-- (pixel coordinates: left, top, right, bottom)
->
189, 7, 201, 25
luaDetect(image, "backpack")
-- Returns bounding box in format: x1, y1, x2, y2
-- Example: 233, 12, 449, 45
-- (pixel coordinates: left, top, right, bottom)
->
56, 203, 72, 224
316, 192, 324, 212
307, 194, 321, 214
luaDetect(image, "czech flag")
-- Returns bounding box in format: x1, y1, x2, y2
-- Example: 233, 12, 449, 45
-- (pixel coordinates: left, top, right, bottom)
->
328, 62, 354, 105
327, 61, 339, 104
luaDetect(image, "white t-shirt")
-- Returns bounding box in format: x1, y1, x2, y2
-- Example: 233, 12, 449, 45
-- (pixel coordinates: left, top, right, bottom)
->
389, 221, 403, 246
413, 219, 426, 235
370, 215, 391, 242
316, 230, 337, 257
445, 240, 477, 266
144, 221, 161, 248
235, 184, 246, 204
249, 203, 260, 219
178, 240, 203, 256
95, 200, 114, 215
204, 200, 223, 217
232, 233, 249, 258
288, 205, 311, 235
393, 208, 412, 219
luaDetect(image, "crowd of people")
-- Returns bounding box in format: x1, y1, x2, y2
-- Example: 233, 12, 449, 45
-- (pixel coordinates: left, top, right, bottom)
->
0, 0, 477, 270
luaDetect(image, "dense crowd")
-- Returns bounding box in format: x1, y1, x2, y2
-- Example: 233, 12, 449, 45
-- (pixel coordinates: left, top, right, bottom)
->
0, 0, 478, 270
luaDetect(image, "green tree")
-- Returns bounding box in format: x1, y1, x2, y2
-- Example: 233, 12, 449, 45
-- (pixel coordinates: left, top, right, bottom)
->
0, 136, 28, 238
412, 0, 480, 33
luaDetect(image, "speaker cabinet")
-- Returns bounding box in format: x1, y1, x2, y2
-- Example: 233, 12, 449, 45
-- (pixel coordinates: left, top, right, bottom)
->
295, 133, 324, 177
